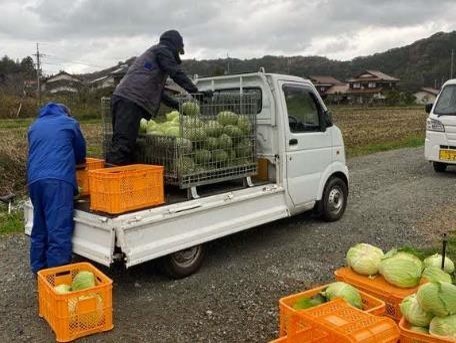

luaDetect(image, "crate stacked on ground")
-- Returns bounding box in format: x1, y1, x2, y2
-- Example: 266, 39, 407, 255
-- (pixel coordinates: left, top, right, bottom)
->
279, 283, 387, 337
37, 262, 113, 342
102, 94, 258, 189
273, 298, 400, 343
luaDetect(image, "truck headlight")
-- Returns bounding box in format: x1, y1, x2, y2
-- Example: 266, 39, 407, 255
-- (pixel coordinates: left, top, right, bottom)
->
427, 118, 445, 132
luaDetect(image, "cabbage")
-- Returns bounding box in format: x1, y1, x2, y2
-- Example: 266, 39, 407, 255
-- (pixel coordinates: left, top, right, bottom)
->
417, 282, 456, 317
194, 150, 212, 164
410, 326, 429, 334
323, 282, 362, 309
184, 127, 207, 142
422, 266, 452, 283
179, 157, 195, 174
54, 284, 71, 294
218, 134, 233, 149
203, 137, 219, 151
346, 243, 384, 276
237, 115, 252, 134
204, 120, 224, 137
235, 140, 253, 158
182, 101, 200, 117
212, 150, 228, 163
139, 118, 148, 133
379, 251, 423, 288
164, 126, 180, 137
146, 130, 164, 136
217, 111, 238, 126
176, 138, 193, 154
223, 125, 243, 138
293, 294, 326, 310
429, 315, 456, 339
71, 271, 96, 291
400, 294, 433, 327
424, 254, 455, 274
166, 110, 180, 122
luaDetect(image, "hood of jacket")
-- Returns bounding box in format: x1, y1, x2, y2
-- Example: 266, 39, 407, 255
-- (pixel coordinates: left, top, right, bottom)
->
159, 30, 184, 64
38, 102, 70, 118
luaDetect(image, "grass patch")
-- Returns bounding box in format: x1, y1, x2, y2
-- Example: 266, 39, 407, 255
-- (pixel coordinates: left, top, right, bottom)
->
347, 133, 424, 158
0, 211, 24, 235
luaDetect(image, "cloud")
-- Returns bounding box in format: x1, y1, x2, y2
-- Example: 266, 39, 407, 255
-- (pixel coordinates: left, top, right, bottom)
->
1, 0, 456, 74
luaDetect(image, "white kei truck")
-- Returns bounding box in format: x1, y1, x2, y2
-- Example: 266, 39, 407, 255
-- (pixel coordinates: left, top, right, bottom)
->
25, 71, 349, 278
425, 79, 456, 172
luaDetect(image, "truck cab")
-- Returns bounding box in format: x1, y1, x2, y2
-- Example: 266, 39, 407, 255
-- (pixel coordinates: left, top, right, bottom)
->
25, 71, 349, 278
425, 79, 456, 172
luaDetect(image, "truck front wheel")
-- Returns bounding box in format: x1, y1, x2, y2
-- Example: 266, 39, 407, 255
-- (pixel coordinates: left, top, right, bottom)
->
433, 162, 447, 173
162, 244, 205, 279
318, 177, 348, 222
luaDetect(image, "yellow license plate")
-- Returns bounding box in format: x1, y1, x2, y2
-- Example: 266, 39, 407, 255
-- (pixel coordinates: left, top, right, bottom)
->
439, 149, 456, 161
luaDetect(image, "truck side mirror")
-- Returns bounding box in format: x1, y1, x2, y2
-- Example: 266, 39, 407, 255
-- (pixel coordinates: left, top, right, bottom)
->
425, 103, 433, 114
324, 110, 333, 128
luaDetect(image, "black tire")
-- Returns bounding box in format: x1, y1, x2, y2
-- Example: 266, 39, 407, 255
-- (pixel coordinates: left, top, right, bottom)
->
162, 244, 205, 279
433, 161, 447, 173
318, 176, 348, 222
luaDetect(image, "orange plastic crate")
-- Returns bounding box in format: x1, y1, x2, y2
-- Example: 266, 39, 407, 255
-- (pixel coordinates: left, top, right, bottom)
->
399, 318, 455, 343
335, 267, 420, 321
37, 262, 113, 342
270, 327, 331, 343
288, 299, 400, 343
89, 164, 164, 214
76, 158, 105, 196
279, 284, 386, 337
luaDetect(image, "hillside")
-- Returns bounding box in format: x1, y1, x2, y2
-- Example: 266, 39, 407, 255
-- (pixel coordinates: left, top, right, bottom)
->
179, 31, 456, 91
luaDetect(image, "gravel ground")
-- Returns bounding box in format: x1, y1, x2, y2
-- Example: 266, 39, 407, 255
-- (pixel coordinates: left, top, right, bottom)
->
1, 146, 456, 343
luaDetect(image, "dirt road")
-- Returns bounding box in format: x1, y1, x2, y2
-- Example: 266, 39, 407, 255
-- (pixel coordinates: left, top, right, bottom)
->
1, 147, 455, 342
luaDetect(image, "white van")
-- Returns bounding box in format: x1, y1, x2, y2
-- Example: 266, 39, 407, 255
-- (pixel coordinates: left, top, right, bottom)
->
425, 79, 456, 172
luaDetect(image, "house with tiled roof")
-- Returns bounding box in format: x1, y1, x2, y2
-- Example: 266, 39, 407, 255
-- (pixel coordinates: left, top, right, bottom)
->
347, 70, 399, 104
309, 75, 344, 96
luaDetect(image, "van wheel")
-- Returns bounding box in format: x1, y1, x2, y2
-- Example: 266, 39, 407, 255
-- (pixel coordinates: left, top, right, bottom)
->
162, 245, 205, 279
433, 162, 447, 173
318, 177, 348, 222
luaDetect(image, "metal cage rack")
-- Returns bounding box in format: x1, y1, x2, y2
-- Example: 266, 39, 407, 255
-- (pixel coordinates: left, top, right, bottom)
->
102, 94, 259, 195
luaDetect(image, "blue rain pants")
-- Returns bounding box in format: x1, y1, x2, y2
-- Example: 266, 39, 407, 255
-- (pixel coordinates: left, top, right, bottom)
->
29, 179, 74, 274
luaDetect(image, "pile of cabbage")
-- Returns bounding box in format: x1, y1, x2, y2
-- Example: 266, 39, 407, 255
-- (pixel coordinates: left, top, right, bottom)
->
346, 243, 456, 339
293, 281, 362, 310
53, 270, 104, 328
346, 244, 454, 288
138, 101, 254, 173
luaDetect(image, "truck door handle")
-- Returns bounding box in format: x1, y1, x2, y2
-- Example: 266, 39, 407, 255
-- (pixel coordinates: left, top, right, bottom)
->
289, 139, 298, 145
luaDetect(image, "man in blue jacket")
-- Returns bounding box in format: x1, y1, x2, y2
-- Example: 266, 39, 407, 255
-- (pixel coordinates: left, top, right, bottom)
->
107, 29, 211, 165
27, 102, 86, 274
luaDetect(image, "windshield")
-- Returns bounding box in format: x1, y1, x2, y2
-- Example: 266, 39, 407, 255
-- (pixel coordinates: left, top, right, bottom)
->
434, 85, 456, 115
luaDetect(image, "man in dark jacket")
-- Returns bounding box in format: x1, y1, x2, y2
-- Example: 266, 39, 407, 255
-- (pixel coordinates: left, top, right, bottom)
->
27, 102, 86, 274
107, 29, 207, 165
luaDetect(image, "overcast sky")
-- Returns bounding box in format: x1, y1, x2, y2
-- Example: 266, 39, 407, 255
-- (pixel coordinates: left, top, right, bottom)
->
2, 0, 456, 75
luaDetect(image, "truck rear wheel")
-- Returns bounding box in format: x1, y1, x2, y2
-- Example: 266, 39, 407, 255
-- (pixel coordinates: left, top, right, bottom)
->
162, 244, 205, 279
433, 162, 447, 173
318, 176, 348, 222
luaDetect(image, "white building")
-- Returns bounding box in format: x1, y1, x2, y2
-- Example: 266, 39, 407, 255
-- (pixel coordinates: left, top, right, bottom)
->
42, 71, 82, 94
414, 87, 439, 104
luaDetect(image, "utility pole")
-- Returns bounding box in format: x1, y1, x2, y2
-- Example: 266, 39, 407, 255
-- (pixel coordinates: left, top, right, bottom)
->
33, 43, 43, 105
451, 49, 454, 80
226, 53, 230, 75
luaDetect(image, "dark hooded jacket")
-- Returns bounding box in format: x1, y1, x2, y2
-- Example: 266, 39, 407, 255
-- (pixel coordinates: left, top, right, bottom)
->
113, 30, 198, 118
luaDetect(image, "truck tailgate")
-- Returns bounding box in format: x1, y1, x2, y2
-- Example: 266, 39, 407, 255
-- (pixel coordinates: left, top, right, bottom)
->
24, 201, 116, 267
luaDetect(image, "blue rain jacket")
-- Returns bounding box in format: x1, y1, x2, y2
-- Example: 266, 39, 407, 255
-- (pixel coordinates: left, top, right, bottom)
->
27, 102, 86, 192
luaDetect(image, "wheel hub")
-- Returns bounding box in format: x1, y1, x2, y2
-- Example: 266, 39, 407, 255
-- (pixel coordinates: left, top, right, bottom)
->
328, 187, 343, 214
172, 247, 200, 267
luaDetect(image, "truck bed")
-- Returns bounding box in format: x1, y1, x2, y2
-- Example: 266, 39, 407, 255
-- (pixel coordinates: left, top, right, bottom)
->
25, 181, 289, 268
